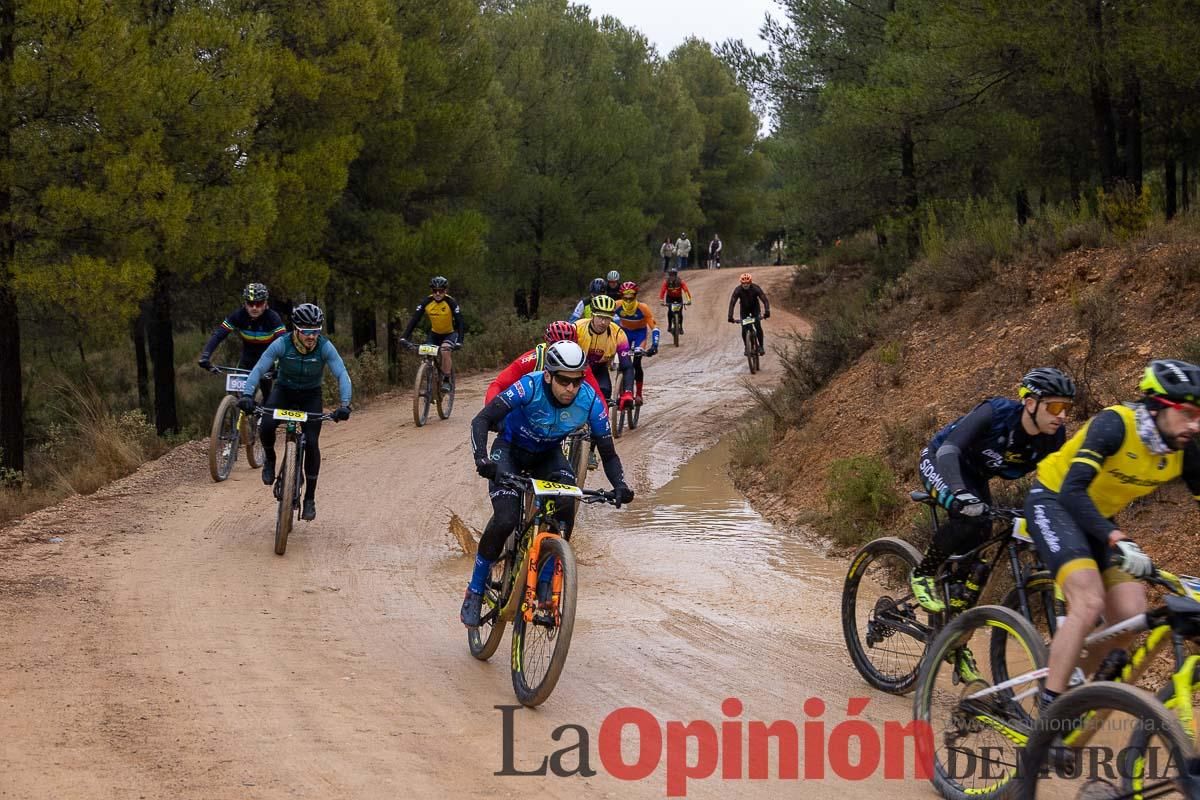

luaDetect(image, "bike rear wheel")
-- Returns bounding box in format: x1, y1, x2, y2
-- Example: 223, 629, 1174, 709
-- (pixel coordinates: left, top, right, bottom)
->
468, 548, 516, 661
914, 604, 1048, 800
565, 434, 589, 490
615, 405, 627, 438
511, 536, 577, 707
992, 571, 1059, 682
413, 362, 432, 427
842, 536, 929, 694
243, 411, 264, 468
208, 395, 241, 482
1020, 682, 1198, 800
274, 439, 298, 555
437, 369, 455, 420
629, 399, 641, 430
745, 329, 760, 373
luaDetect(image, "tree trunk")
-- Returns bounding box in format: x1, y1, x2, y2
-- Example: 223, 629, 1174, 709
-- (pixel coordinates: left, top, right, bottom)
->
147, 268, 179, 434
132, 308, 151, 412
1121, 75, 1143, 192
0, 0, 21, 473
900, 124, 919, 255
1165, 157, 1178, 220
324, 285, 336, 334
1183, 155, 1191, 212
351, 305, 375, 354
1087, 1, 1119, 190
1015, 188, 1030, 226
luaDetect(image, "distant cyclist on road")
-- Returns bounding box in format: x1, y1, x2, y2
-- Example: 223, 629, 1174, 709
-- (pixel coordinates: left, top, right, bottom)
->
658, 267, 692, 333
568, 278, 606, 323
238, 303, 352, 522
907, 368, 1076, 612
484, 321, 603, 404
461, 340, 634, 626
574, 294, 634, 407
727, 273, 770, 356
614, 281, 659, 406
197, 282, 287, 397
708, 234, 722, 268
399, 276, 465, 395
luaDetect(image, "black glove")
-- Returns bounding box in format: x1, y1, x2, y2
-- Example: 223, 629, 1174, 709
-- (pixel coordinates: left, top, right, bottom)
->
613, 484, 634, 507
198, 357, 212, 370
332, 405, 351, 422
647, 345, 658, 357
237, 396, 256, 414
763, 311, 771, 319
727, 318, 735, 324
475, 457, 498, 480
949, 492, 988, 518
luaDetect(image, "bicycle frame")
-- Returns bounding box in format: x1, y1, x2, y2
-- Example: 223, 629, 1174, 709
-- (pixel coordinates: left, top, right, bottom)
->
494, 481, 580, 626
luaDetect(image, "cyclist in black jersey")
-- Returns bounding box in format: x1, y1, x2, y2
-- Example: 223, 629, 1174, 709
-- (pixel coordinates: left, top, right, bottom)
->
908, 367, 1076, 612
197, 282, 287, 397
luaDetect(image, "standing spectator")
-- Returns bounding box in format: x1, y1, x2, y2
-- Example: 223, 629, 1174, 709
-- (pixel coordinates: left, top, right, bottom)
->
674, 232, 691, 270
708, 234, 722, 269
659, 237, 675, 272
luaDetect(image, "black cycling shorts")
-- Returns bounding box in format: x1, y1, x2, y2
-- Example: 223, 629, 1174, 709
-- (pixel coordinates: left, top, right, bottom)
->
1024, 481, 1133, 590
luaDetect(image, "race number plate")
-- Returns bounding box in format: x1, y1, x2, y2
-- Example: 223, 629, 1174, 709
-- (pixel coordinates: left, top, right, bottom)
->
272, 408, 308, 422
741, 316, 757, 325
225, 373, 247, 394
531, 479, 583, 498
418, 344, 439, 356
1011, 517, 1033, 543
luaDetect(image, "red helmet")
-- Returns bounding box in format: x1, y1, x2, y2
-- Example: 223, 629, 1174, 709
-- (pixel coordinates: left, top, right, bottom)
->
739, 272, 752, 285
544, 320, 577, 344
619, 280, 638, 297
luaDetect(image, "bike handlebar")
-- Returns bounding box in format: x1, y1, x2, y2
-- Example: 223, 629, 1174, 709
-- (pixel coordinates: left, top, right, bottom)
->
494, 472, 621, 506
251, 405, 340, 423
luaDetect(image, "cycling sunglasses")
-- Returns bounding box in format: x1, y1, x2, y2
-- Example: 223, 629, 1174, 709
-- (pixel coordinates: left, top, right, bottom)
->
1158, 397, 1200, 419
551, 373, 585, 388
1042, 400, 1073, 416
295, 327, 322, 337
245, 300, 267, 309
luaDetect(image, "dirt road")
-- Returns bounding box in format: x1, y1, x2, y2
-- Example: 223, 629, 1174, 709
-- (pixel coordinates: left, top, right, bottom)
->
1, 266, 933, 799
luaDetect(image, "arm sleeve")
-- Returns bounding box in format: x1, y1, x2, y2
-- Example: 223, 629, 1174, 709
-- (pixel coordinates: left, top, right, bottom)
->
451, 300, 465, 339
681, 282, 692, 303
569, 299, 585, 322
321, 339, 353, 406
265, 310, 287, 341
471, 395, 513, 462
241, 337, 286, 399
199, 318, 234, 359
485, 351, 535, 405
658, 282, 667, 301
1059, 410, 1127, 542
587, 395, 625, 487
757, 286, 770, 314
584, 367, 603, 398
400, 303, 425, 340
934, 402, 995, 494
727, 290, 738, 319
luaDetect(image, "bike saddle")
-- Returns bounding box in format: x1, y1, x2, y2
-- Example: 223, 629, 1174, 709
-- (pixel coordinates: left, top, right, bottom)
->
910, 490, 934, 505
1164, 594, 1200, 637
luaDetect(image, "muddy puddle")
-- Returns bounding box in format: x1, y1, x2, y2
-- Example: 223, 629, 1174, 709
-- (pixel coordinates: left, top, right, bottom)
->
613, 437, 844, 587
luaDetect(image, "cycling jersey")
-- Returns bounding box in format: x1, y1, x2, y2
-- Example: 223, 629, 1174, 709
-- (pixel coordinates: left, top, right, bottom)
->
924, 398, 1065, 499
728, 284, 770, 319
487, 372, 612, 454
485, 343, 604, 404
242, 333, 352, 406
568, 296, 597, 323
575, 319, 631, 366
615, 301, 660, 350
659, 279, 692, 303
199, 306, 286, 367
401, 295, 464, 339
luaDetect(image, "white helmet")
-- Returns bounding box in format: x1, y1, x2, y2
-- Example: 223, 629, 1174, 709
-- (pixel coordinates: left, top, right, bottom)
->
544, 341, 587, 373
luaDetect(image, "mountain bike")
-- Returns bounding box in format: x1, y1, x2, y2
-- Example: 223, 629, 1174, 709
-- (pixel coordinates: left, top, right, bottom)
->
740, 316, 761, 373
562, 425, 596, 490
256, 406, 337, 556
206, 365, 266, 482
466, 473, 621, 707
614, 347, 652, 438
663, 300, 689, 347
842, 490, 1060, 696
914, 566, 1200, 800
402, 339, 460, 427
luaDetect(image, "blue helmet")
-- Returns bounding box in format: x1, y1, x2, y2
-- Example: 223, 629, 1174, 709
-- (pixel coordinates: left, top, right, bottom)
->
588, 278, 606, 295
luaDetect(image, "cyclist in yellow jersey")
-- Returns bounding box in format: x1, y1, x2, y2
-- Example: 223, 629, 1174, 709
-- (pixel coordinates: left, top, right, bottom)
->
399, 276, 465, 393
574, 294, 634, 406
1025, 359, 1200, 709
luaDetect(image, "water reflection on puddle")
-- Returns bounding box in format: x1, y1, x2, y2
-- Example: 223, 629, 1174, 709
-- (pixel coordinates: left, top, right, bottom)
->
614, 437, 843, 584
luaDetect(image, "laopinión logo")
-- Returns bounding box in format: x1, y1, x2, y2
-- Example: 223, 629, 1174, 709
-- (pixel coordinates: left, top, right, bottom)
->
494, 697, 933, 797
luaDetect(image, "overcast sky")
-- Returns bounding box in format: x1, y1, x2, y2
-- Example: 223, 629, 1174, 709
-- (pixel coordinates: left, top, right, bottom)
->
582, 0, 780, 56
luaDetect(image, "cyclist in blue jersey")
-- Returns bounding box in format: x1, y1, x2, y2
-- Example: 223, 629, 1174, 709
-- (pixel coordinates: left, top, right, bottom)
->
461, 340, 635, 626
908, 367, 1076, 612
568, 278, 607, 323
238, 303, 352, 522
197, 282, 287, 396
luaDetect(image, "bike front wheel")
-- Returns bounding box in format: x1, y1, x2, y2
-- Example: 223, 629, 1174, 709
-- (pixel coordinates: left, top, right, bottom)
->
208, 395, 241, 482
437, 369, 455, 420
511, 536, 577, 707
413, 362, 432, 427
274, 439, 298, 555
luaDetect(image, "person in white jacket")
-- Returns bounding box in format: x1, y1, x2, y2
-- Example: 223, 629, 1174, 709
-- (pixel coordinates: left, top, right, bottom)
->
659, 237, 675, 272
674, 232, 691, 270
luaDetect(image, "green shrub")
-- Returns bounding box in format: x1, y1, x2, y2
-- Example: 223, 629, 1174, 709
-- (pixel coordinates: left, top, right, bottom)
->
824, 455, 902, 547
730, 416, 774, 475
1098, 182, 1152, 241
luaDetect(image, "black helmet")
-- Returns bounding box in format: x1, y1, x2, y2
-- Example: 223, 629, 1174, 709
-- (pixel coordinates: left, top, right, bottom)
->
589, 278, 606, 295
243, 282, 268, 302
1139, 359, 1200, 404
430, 276, 449, 290
1019, 367, 1076, 399
292, 303, 325, 329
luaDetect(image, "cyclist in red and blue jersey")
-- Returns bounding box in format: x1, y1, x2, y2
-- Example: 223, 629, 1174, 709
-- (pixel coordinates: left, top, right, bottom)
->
614, 281, 659, 406
197, 282, 287, 396
484, 321, 603, 405
462, 341, 634, 626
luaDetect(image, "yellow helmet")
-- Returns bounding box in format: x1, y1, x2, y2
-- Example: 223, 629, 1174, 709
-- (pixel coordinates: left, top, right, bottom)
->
590, 294, 616, 315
